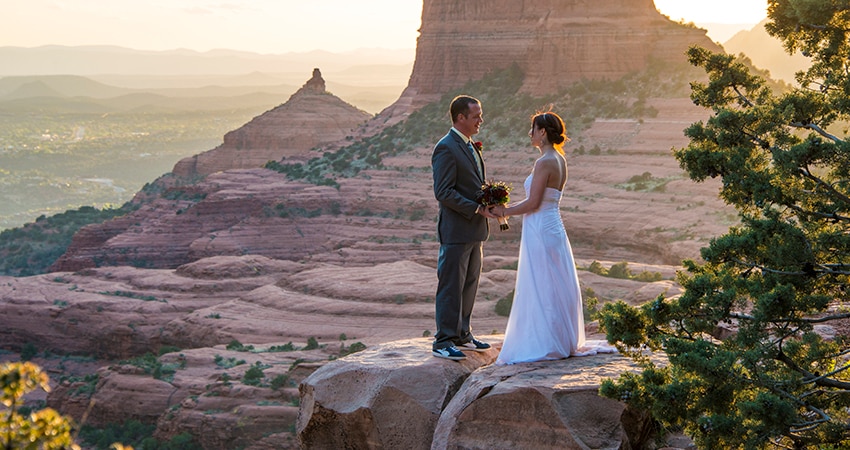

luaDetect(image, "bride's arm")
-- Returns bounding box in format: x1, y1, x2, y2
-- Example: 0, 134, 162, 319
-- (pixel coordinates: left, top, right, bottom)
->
499, 159, 554, 217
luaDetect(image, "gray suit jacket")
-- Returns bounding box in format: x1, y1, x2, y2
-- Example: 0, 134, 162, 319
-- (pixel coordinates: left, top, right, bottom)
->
432, 130, 489, 244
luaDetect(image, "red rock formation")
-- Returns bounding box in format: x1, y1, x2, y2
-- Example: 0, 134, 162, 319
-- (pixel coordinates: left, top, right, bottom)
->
172, 68, 370, 177
393, 0, 721, 111
52, 96, 731, 272
49, 1, 735, 273
298, 338, 675, 449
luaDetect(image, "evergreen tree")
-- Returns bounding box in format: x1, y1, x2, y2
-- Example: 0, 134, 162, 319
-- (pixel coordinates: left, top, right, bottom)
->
599, 1, 850, 448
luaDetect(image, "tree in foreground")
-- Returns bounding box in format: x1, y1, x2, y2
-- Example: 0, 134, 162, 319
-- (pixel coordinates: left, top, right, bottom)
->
599, 1, 850, 448
1, 361, 80, 449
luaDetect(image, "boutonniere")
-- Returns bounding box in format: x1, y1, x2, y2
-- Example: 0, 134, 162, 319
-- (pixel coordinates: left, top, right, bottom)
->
473, 141, 483, 152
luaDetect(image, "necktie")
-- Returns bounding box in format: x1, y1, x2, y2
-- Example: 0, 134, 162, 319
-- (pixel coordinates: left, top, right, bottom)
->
467, 141, 483, 179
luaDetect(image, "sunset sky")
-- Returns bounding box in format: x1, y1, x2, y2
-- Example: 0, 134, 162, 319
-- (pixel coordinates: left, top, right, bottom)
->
3, 0, 768, 54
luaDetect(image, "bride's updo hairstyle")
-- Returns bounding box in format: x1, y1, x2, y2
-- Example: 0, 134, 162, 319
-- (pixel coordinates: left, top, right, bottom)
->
532, 111, 570, 155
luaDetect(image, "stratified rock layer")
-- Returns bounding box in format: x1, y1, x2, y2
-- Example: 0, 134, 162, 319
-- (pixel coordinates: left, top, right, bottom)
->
396, 0, 721, 109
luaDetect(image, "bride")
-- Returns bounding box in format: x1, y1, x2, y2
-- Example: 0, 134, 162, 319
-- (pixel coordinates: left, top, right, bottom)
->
492, 111, 615, 365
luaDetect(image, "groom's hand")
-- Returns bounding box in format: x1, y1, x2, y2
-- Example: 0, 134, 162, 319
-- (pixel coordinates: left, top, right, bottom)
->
478, 206, 498, 219
490, 205, 506, 217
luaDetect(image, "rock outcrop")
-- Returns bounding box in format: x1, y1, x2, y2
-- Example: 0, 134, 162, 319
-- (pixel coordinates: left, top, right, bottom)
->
172, 68, 370, 177
298, 338, 675, 449
47, 345, 315, 450
392, 0, 722, 111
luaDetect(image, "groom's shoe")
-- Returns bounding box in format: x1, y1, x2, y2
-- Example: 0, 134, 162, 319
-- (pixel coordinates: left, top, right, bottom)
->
458, 338, 491, 352
433, 346, 467, 361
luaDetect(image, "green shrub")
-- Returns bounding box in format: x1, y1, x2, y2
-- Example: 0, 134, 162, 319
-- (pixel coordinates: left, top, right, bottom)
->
157, 345, 181, 356
213, 354, 245, 368
587, 261, 608, 276
267, 342, 295, 352
607, 262, 632, 279
495, 291, 514, 317
226, 339, 255, 352
632, 271, 663, 282
304, 337, 320, 350
20, 342, 38, 361
270, 374, 290, 390
582, 288, 601, 322
79, 420, 202, 450
242, 363, 264, 386
340, 342, 367, 357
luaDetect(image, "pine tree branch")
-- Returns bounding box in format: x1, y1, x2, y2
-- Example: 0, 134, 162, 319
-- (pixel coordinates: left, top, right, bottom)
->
790, 122, 842, 143
731, 258, 850, 277
732, 85, 755, 108
798, 166, 850, 206
729, 311, 850, 324
730, 259, 807, 276
776, 349, 850, 390
785, 203, 850, 223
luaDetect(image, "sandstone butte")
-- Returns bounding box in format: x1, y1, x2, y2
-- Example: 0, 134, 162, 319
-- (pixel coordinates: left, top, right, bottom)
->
0, 0, 754, 448
171, 68, 372, 178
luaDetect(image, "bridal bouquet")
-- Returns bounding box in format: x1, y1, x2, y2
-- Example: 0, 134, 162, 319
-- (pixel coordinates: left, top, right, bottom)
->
476, 180, 512, 231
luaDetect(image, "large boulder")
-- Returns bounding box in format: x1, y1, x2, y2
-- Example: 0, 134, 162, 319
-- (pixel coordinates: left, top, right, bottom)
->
298, 337, 672, 449
431, 353, 656, 449
297, 338, 497, 449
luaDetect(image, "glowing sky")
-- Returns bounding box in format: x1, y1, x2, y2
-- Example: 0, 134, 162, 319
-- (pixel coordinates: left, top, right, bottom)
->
654, 0, 767, 25
2, 0, 768, 54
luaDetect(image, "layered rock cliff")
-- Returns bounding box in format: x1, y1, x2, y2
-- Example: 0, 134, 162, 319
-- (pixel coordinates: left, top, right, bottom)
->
393, 0, 721, 111
172, 69, 370, 177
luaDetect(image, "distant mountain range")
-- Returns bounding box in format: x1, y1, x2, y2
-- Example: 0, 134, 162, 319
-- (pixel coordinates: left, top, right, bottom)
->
0, 45, 414, 78
0, 46, 413, 114
721, 19, 810, 84
0, 73, 409, 115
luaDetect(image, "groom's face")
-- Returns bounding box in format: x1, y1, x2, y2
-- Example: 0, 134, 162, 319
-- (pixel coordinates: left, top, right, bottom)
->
457, 102, 483, 137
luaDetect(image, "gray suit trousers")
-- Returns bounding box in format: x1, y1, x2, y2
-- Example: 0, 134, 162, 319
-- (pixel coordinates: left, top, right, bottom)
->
433, 241, 482, 349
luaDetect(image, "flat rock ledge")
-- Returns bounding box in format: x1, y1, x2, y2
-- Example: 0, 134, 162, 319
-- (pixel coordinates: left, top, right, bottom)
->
298, 337, 683, 449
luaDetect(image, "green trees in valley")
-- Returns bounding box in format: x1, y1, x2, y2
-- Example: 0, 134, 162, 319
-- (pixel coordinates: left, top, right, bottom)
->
599, 1, 850, 448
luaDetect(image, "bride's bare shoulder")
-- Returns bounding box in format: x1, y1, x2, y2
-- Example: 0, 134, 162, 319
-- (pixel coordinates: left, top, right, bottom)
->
534, 154, 560, 171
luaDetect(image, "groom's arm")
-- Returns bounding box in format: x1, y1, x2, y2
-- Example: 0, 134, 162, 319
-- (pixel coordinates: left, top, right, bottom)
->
432, 142, 479, 219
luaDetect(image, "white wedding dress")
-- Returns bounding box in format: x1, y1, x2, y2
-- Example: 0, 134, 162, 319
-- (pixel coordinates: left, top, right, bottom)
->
496, 174, 616, 365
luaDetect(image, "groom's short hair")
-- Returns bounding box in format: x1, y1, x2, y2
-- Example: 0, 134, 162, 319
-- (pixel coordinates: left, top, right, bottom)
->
450, 95, 480, 123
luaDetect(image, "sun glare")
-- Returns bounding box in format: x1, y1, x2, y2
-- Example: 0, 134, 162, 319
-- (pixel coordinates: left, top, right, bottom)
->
654, 0, 767, 25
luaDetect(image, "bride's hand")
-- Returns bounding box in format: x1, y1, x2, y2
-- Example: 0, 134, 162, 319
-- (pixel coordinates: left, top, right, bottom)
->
490, 205, 506, 217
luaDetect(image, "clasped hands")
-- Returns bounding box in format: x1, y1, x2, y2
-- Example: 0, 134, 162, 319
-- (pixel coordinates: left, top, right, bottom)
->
479, 205, 507, 219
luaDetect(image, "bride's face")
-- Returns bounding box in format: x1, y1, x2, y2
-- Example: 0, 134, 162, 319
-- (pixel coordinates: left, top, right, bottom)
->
529, 125, 545, 148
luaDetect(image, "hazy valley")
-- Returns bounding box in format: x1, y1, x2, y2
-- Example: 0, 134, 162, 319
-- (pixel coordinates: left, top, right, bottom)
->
0, 48, 413, 230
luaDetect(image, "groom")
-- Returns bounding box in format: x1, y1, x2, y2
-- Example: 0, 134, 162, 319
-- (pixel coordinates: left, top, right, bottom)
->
430, 95, 496, 361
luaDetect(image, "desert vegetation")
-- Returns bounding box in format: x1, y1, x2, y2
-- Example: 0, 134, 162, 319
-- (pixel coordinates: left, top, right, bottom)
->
600, 2, 850, 447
